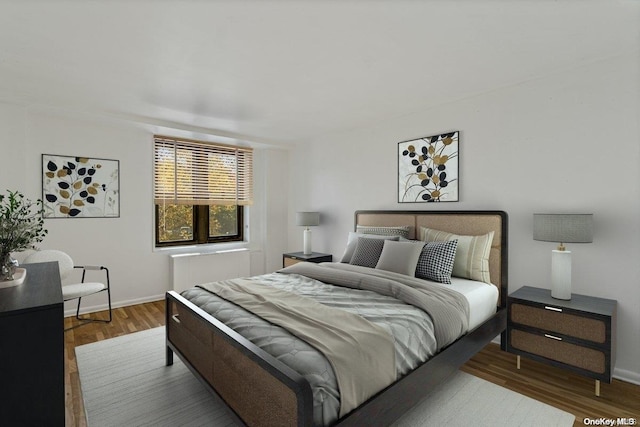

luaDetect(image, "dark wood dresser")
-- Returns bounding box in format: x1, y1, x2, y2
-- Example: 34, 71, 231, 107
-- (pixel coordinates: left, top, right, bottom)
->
507, 285, 616, 396
0, 261, 64, 426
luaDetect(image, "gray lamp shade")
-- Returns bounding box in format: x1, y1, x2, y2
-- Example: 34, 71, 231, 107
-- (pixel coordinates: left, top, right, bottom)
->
533, 214, 593, 244
296, 212, 320, 227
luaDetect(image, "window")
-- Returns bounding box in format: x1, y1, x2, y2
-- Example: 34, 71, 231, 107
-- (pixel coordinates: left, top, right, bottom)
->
153, 136, 253, 247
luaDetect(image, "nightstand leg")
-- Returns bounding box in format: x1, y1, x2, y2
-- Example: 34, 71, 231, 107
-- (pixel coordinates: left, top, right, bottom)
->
595, 380, 600, 397
516, 355, 520, 370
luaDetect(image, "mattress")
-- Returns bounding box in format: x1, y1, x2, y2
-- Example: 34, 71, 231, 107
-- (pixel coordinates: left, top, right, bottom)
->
447, 277, 499, 330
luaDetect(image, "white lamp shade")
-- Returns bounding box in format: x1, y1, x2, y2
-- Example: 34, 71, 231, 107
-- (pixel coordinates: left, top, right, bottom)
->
533, 214, 593, 244
296, 212, 320, 227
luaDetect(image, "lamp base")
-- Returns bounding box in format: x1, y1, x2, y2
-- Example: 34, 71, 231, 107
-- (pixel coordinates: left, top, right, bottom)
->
551, 249, 572, 300
303, 229, 312, 255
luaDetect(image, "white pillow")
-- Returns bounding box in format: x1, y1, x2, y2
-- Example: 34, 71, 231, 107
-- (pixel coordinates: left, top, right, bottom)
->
340, 232, 400, 263
375, 240, 425, 276
420, 226, 494, 283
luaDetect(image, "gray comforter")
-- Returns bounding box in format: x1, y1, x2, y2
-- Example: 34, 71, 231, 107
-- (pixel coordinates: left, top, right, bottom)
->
181, 262, 469, 426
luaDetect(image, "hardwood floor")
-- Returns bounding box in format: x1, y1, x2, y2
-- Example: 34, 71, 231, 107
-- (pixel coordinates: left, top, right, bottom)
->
461, 345, 640, 427
65, 300, 640, 426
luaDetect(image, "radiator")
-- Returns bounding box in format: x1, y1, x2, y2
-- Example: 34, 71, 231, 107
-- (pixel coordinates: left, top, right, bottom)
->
170, 249, 251, 292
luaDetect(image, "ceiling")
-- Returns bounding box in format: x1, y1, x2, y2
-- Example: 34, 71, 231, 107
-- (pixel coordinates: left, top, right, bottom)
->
1, 1, 638, 146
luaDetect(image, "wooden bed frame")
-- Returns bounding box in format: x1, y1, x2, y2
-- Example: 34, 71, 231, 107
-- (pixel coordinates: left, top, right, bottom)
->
166, 210, 508, 426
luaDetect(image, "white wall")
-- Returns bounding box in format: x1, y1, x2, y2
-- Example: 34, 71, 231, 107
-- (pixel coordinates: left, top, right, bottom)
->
288, 53, 640, 383
0, 104, 289, 312
0, 102, 27, 189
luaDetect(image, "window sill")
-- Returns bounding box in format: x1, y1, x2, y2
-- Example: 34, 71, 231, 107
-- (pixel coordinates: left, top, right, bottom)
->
154, 241, 250, 256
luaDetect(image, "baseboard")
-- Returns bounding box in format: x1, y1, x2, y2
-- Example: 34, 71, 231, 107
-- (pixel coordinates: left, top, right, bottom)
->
613, 367, 640, 386
64, 294, 165, 318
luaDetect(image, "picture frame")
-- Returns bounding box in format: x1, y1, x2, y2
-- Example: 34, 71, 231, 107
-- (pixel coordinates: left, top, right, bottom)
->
398, 131, 459, 203
42, 154, 120, 218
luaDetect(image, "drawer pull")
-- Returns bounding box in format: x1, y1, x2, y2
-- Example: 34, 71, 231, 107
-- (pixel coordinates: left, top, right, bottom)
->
544, 333, 562, 341
171, 314, 181, 324
544, 306, 563, 312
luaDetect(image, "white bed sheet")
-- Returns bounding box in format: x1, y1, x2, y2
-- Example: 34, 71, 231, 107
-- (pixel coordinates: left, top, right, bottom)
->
440, 277, 499, 330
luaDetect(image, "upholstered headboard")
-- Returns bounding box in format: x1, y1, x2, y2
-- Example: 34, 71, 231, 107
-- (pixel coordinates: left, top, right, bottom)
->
354, 210, 508, 308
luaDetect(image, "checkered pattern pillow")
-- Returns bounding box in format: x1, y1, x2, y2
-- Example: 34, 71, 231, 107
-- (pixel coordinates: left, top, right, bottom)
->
350, 237, 387, 268
415, 240, 458, 284
356, 225, 411, 239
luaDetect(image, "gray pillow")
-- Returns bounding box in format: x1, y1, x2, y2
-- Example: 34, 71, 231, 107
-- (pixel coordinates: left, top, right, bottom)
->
375, 240, 425, 276
340, 232, 400, 263
349, 237, 387, 268
415, 240, 458, 284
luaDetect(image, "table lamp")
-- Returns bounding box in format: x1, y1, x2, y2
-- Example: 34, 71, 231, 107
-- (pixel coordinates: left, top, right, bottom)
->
533, 213, 593, 300
296, 212, 320, 255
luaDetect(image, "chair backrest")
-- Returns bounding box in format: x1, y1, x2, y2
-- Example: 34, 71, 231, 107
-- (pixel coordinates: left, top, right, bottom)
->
23, 250, 74, 280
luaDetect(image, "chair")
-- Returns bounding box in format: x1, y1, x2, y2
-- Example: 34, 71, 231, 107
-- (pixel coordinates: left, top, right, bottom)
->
23, 250, 112, 328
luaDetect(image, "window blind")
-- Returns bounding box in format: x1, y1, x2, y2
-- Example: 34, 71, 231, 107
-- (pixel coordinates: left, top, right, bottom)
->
154, 136, 253, 206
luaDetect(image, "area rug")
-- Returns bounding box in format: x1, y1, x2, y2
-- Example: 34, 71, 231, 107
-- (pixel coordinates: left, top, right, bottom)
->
76, 327, 575, 427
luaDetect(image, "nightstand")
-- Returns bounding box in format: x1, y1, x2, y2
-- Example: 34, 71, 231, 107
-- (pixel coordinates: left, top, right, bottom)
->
507, 286, 616, 396
283, 252, 332, 268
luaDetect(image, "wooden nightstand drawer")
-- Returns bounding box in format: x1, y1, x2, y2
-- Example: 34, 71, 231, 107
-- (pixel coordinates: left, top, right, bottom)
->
510, 303, 606, 343
510, 329, 606, 374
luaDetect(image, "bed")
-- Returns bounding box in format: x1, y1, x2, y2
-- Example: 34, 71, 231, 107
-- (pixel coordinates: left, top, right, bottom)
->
165, 210, 508, 426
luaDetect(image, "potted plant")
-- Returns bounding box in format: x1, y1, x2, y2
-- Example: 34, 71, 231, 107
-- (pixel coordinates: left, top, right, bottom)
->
0, 190, 48, 281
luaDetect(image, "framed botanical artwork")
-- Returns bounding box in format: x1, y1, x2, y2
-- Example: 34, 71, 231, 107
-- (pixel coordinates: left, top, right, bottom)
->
42, 154, 120, 218
398, 131, 459, 203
